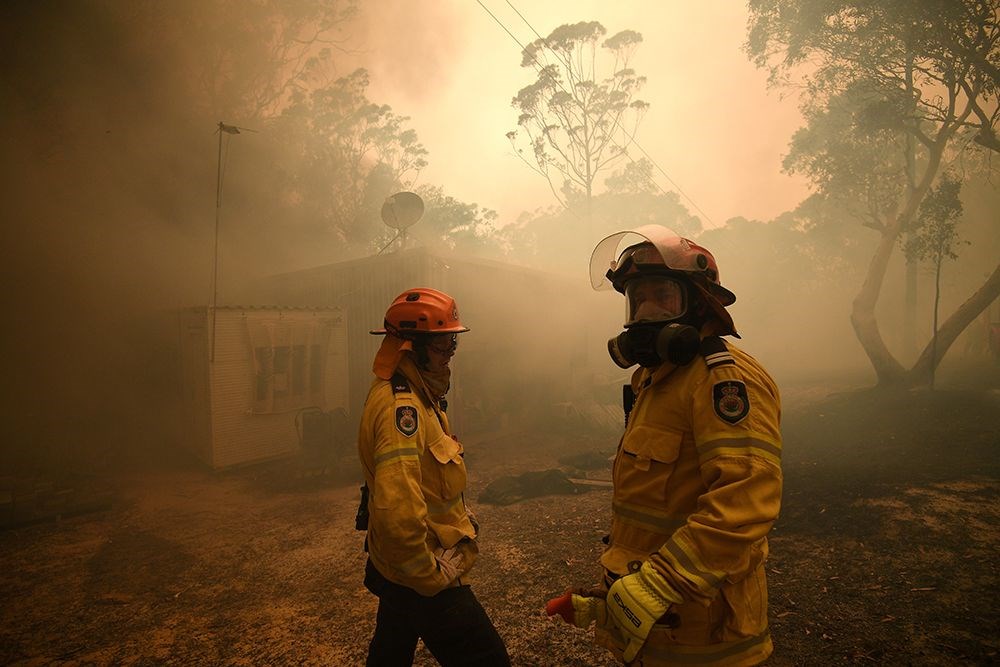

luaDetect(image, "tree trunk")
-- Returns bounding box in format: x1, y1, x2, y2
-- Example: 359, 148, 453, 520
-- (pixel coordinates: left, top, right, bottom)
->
851, 133, 950, 387
906, 260, 1000, 385
850, 218, 907, 385
929, 257, 942, 390
902, 53, 918, 359
904, 258, 918, 357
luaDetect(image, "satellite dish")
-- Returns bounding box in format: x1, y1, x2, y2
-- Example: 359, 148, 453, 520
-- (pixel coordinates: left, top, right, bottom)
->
381, 191, 425, 230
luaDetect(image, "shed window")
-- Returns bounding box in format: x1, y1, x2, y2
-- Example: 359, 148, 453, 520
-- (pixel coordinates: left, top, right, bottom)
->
248, 319, 331, 413
254, 344, 322, 403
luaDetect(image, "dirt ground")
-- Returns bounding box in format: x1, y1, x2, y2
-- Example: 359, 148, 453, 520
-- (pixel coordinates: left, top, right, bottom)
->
2, 376, 999, 666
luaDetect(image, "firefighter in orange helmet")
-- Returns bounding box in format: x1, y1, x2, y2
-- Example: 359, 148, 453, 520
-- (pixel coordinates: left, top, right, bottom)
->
356, 287, 509, 666
547, 226, 782, 666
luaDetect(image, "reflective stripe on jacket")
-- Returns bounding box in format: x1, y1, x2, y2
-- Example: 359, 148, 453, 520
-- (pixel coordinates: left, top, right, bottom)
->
358, 355, 477, 596
597, 338, 782, 666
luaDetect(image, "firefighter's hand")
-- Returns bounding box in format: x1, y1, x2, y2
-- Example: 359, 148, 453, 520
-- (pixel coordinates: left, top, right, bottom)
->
545, 588, 608, 629
434, 547, 465, 584
606, 563, 682, 663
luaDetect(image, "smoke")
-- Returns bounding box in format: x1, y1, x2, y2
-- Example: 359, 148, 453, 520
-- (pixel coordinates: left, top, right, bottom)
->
2, 1, 994, 475
347, 0, 463, 103
1, 1, 231, 468
0, 0, 468, 471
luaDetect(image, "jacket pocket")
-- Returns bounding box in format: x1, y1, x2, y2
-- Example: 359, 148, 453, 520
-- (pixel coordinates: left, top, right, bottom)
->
615, 425, 683, 506
428, 435, 467, 500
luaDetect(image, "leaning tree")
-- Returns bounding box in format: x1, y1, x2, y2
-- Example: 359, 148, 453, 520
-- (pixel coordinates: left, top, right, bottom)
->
747, 0, 1000, 386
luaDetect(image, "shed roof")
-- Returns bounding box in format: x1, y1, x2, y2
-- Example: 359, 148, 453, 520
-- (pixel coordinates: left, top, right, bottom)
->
183, 305, 344, 312
266, 246, 578, 285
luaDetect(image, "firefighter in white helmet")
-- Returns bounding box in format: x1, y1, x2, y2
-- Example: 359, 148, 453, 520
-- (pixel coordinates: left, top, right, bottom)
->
547, 226, 782, 666
357, 287, 509, 666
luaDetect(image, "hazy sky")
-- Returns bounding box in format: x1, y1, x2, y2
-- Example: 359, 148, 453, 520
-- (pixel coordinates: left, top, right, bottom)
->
350, 0, 812, 228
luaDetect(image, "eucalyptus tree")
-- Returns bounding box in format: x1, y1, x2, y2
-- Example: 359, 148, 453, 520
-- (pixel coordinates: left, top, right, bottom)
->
499, 161, 700, 277
747, 0, 1000, 386
270, 68, 428, 255
410, 185, 501, 257
160, 0, 359, 122
506, 21, 649, 219
902, 174, 967, 388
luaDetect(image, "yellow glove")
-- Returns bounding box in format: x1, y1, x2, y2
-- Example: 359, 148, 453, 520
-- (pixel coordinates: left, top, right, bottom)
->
545, 588, 608, 629
606, 562, 682, 663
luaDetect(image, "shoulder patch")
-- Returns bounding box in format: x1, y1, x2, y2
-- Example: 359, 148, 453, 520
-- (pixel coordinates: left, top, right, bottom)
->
700, 336, 735, 369
713, 380, 750, 424
395, 405, 418, 436
390, 373, 411, 395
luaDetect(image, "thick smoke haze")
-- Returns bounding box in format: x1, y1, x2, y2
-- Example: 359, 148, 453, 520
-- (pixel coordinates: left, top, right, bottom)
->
2, 1, 997, 475
2, 1, 231, 465
2, 5, 998, 665
359, 1, 813, 227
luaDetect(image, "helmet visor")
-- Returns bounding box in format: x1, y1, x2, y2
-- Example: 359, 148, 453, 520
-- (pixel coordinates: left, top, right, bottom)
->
625, 276, 687, 326
589, 225, 702, 290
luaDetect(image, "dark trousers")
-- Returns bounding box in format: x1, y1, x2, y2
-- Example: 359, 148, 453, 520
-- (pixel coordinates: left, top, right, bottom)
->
364, 559, 510, 667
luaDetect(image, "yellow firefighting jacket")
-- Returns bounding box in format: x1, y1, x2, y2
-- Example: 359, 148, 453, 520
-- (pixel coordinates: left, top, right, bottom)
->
357, 355, 478, 596
597, 337, 782, 666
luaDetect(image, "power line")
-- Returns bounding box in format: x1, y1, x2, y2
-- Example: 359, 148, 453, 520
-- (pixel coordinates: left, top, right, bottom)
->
504, 0, 545, 43
476, 0, 530, 52
506, 0, 716, 226
479, 0, 718, 227
475, 0, 583, 219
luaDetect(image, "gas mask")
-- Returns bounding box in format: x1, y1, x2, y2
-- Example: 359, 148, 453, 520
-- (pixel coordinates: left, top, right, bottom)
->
607, 274, 700, 369
607, 322, 700, 369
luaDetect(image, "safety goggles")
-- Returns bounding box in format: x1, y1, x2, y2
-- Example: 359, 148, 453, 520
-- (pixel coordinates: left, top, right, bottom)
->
426, 333, 459, 354
625, 275, 687, 326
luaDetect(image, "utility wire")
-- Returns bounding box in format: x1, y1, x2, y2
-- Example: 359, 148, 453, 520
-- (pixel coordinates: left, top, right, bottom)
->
476, 0, 531, 54
506, 0, 715, 225
476, 0, 583, 219
480, 0, 717, 227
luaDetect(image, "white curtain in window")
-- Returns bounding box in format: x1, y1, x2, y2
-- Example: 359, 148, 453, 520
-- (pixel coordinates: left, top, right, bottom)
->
246, 316, 332, 414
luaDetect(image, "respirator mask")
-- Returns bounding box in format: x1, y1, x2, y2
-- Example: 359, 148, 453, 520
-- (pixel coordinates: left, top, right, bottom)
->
608, 322, 700, 369
607, 275, 701, 369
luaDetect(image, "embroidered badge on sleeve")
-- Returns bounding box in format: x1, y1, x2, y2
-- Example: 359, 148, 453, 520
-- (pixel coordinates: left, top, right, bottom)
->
713, 380, 750, 424
395, 406, 418, 436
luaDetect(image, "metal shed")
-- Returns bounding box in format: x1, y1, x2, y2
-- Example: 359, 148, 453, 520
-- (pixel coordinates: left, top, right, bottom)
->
257, 247, 606, 435
177, 305, 348, 469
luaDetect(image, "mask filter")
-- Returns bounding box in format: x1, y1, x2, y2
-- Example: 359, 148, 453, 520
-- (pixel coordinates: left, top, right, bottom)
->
607, 323, 700, 369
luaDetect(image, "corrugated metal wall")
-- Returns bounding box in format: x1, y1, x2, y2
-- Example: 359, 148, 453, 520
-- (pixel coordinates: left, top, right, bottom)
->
440, 254, 590, 435
334, 253, 446, 421
258, 248, 589, 437
259, 249, 444, 420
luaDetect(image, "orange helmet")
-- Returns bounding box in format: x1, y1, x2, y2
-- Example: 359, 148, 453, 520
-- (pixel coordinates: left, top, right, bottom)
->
370, 287, 470, 339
